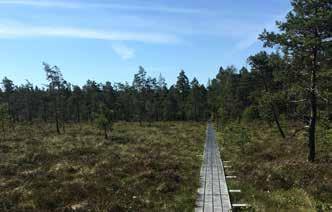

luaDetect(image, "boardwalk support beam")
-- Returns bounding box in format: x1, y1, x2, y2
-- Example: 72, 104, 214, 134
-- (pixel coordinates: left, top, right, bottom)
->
232, 203, 250, 207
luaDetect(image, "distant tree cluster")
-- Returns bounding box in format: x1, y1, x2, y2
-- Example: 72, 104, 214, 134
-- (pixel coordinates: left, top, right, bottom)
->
0, 66, 209, 129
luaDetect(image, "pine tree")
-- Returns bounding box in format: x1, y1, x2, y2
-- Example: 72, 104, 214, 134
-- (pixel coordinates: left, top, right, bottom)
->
175, 70, 190, 120
95, 104, 113, 139
133, 66, 148, 124
248, 52, 286, 139
260, 0, 332, 161
44, 62, 65, 134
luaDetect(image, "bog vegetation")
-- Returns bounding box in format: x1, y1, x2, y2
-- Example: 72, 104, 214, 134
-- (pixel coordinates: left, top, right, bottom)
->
218, 122, 331, 211
0, 122, 205, 211
0, 0, 331, 211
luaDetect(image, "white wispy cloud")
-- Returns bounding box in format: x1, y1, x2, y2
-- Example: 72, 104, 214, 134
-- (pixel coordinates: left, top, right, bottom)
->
0, 0, 79, 8
0, 22, 179, 44
111, 43, 135, 60
0, 0, 207, 14
234, 14, 286, 50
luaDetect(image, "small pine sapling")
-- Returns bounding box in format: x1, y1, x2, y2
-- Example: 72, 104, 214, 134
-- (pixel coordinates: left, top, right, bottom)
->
95, 105, 113, 139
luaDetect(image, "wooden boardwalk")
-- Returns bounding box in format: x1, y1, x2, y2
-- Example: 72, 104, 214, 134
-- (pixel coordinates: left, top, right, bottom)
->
195, 123, 232, 212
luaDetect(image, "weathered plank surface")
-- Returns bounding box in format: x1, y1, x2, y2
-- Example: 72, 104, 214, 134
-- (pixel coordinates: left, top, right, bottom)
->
195, 123, 232, 212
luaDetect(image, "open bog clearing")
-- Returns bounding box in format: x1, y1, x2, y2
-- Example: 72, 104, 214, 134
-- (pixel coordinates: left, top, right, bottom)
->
0, 0, 331, 211
0, 122, 205, 211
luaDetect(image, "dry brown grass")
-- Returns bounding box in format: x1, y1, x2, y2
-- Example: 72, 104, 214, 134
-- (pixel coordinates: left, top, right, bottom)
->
0, 121, 205, 211
217, 121, 332, 211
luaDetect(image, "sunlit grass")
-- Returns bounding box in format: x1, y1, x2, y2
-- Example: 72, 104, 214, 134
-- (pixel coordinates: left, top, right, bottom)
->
217, 121, 332, 211
0, 121, 205, 211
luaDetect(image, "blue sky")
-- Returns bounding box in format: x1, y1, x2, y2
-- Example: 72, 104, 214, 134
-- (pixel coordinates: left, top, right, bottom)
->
0, 0, 291, 87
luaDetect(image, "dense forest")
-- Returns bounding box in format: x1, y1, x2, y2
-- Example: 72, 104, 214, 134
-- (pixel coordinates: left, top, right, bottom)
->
0, 0, 331, 163
0, 67, 209, 125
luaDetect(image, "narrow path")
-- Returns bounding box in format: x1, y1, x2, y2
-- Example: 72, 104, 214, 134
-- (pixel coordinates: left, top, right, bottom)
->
195, 123, 232, 212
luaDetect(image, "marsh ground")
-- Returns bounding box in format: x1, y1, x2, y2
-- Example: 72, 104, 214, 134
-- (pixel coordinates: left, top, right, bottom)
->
1, 120, 331, 211
217, 122, 332, 211
0, 122, 205, 211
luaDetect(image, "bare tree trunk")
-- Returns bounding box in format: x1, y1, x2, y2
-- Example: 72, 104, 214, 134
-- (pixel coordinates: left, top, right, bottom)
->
55, 109, 60, 134
271, 103, 286, 139
308, 47, 318, 162
308, 89, 317, 162
262, 79, 286, 139
55, 96, 60, 135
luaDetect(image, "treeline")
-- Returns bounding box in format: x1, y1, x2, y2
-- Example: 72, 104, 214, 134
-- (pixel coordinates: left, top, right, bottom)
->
0, 66, 209, 127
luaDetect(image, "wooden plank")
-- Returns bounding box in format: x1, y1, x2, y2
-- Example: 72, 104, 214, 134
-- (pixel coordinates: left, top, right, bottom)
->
195, 123, 232, 212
